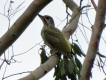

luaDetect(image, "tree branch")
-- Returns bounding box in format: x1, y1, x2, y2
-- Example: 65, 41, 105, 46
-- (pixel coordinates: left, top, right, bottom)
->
91, 0, 97, 11
19, 55, 59, 80
80, 0, 106, 80
0, 0, 52, 56
62, 0, 81, 39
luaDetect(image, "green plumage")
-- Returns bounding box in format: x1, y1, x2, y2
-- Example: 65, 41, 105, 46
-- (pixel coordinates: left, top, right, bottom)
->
41, 25, 71, 54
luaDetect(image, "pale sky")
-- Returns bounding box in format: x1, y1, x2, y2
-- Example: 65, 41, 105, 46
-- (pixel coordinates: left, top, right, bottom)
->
0, 0, 106, 80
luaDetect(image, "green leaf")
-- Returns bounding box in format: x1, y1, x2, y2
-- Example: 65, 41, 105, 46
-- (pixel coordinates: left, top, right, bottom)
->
72, 43, 85, 57
60, 60, 65, 76
74, 57, 82, 78
61, 74, 67, 80
54, 66, 58, 77
55, 73, 60, 80
54, 62, 61, 80
68, 60, 75, 74
75, 57, 82, 69
54, 60, 67, 80
59, 60, 63, 69
74, 67, 80, 76
68, 73, 77, 80
61, 66, 65, 76
54, 61, 60, 77
40, 48, 48, 64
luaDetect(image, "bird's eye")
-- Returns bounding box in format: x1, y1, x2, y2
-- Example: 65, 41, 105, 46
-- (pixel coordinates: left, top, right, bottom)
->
46, 17, 50, 19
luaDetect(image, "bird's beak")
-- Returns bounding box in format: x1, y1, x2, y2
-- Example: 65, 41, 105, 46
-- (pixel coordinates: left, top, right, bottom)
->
38, 14, 47, 25
38, 14, 43, 19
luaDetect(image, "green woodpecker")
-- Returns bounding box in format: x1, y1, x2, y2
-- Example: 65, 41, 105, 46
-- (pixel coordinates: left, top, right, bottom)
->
38, 14, 72, 74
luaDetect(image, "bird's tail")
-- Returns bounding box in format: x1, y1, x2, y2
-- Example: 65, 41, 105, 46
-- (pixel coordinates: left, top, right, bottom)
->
62, 52, 73, 75
63, 55, 68, 74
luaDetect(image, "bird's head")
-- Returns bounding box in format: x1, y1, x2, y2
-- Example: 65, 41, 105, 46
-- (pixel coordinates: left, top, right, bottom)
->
38, 14, 55, 27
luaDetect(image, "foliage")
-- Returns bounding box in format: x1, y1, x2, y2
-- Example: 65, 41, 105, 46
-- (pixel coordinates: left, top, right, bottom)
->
39, 43, 84, 80
40, 47, 48, 64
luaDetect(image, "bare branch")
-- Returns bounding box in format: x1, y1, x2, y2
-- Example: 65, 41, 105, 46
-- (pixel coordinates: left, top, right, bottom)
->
62, 0, 81, 39
19, 55, 59, 80
91, 0, 97, 11
80, 0, 106, 80
3, 71, 31, 79
0, 0, 52, 56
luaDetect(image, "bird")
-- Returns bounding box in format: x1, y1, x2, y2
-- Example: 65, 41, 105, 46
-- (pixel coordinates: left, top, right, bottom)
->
38, 14, 72, 74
